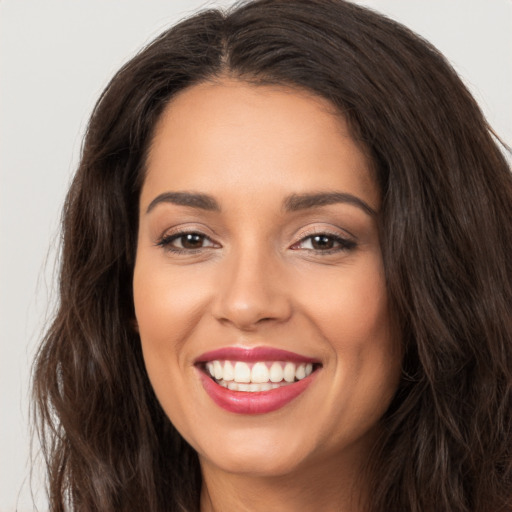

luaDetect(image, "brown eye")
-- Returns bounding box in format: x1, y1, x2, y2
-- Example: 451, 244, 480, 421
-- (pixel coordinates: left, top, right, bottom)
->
157, 231, 218, 252
310, 235, 335, 250
292, 233, 357, 253
180, 233, 206, 249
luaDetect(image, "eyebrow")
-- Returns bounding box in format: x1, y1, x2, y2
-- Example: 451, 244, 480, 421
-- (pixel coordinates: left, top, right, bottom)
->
146, 192, 220, 213
146, 190, 376, 216
283, 192, 377, 216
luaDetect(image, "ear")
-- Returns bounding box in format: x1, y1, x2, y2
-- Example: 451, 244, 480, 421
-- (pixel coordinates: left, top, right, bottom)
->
131, 318, 139, 333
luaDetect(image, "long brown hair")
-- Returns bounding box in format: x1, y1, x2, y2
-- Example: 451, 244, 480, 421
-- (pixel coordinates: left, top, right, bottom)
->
33, 1, 512, 510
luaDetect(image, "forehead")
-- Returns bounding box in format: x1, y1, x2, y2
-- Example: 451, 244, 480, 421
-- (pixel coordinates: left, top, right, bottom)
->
142, 80, 378, 211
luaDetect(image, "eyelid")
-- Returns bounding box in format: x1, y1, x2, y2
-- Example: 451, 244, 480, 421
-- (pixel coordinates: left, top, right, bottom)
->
291, 224, 356, 243
155, 224, 221, 253
155, 222, 218, 242
289, 226, 357, 252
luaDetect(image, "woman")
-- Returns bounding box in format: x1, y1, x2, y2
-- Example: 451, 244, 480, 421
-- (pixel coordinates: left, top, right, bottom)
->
33, 0, 512, 511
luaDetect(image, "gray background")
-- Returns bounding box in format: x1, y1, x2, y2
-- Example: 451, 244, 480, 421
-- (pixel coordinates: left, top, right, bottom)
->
1, 1, 511, 510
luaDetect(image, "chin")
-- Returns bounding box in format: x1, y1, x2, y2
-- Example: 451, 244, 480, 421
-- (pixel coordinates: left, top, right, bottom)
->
196, 426, 315, 477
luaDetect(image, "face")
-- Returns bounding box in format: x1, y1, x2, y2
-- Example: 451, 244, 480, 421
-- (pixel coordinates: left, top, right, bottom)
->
133, 80, 401, 479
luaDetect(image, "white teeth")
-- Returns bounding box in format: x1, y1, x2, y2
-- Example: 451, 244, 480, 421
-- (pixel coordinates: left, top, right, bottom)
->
223, 360, 234, 381
233, 361, 251, 383
269, 362, 284, 383
251, 362, 270, 383
283, 362, 296, 383
205, 359, 316, 387
223, 381, 289, 392
213, 360, 223, 380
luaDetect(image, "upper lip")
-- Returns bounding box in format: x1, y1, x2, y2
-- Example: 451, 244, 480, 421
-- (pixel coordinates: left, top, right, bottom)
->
194, 346, 321, 364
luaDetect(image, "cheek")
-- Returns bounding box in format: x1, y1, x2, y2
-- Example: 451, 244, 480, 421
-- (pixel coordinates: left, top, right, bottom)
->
298, 253, 391, 350
295, 254, 400, 419
132, 259, 206, 422
133, 260, 209, 433
133, 260, 209, 356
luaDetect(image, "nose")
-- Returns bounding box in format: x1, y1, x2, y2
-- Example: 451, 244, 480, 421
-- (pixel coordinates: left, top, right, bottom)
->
211, 248, 292, 331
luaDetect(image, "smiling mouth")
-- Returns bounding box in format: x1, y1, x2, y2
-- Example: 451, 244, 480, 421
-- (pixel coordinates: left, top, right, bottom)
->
195, 347, 322, 413
202, 360, 319, 392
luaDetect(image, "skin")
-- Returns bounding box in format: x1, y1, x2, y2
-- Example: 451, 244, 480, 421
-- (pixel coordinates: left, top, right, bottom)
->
133, 80, 402, 512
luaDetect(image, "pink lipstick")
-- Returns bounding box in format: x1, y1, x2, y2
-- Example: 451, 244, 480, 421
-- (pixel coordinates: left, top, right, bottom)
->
196, 346, 318, 364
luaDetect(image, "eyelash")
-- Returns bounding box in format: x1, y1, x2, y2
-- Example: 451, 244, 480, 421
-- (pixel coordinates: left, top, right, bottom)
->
156, 231, 217, 254
290, 231, 357, 254
156, 230, 357, 255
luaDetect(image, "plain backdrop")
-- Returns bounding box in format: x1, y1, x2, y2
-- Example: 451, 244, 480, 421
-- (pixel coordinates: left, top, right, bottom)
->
1, 1, 510, 510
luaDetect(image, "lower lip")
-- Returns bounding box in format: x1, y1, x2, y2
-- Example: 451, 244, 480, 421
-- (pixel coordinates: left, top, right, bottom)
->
198, 370, 316, 414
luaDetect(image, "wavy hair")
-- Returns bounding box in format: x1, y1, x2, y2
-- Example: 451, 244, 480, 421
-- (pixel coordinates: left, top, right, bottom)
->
33, 0, 512, 510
